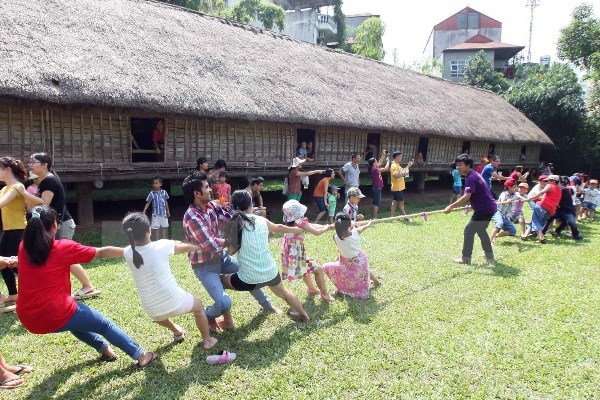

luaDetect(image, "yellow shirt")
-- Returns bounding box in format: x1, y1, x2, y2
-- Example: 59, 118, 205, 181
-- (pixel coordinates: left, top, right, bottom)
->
0, 185, 26, 230
390, 162, 406, 192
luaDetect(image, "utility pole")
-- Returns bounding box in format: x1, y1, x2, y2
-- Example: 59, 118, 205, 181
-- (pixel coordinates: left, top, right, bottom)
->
526, 0, 540, 64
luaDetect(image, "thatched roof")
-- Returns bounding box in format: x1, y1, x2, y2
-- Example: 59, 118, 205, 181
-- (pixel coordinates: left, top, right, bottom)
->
0, 0, 552, 145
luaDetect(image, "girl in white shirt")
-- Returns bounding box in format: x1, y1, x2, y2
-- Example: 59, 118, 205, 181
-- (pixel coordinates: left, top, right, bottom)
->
323, 213, 380, 299
122, 212, 217, 349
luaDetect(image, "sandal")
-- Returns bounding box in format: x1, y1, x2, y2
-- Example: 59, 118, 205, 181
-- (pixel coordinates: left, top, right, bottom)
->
13, 365, 33, 375
73, 288, 102, 300
0, 377, 25, 390
135, 352, 158, 371
206, 350, 236, 365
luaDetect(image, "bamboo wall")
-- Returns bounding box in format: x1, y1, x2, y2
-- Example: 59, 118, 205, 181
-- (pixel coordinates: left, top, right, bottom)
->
380, 133, 419, 159
316, 127, 367, 163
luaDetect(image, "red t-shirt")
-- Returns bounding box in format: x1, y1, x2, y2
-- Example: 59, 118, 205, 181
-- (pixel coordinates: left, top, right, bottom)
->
16, 240, 96, 334
152, 128, 164, 144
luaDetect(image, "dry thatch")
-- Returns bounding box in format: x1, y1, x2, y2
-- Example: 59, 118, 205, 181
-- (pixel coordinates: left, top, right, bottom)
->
0, 0, 552, 145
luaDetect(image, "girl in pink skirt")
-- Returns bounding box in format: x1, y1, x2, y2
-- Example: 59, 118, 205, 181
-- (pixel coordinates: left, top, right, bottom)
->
323, 213, 380, 299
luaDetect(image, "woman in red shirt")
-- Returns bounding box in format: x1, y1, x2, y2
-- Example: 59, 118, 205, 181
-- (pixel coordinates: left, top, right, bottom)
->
16, 205, 157, 369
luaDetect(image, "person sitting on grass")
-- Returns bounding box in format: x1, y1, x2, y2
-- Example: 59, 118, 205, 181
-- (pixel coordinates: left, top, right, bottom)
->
323, 213, 380, 300
122, 212, 218, 349
220, 190, 310, 322
489, 179, 518, 245
281, 200, 335, 302
16, 205, 157, 370
0, 352, 32, 390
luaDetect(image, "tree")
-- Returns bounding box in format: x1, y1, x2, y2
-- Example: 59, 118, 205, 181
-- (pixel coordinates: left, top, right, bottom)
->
404, 57, 443, 77
352, 17, 385, 61
228, 0, 285, 31
332, 0, 346, 49
463, 50, 509, 94
157, 0, 226, 14
557, 3, 600, 72
505, 64, 589, 171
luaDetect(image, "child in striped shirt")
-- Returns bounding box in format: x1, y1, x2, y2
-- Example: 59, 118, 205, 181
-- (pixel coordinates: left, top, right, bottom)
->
221, 191, 310, 322
142, 177, 170, 240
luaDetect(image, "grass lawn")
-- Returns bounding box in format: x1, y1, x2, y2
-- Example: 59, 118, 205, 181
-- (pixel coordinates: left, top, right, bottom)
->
2, 202, 599, 399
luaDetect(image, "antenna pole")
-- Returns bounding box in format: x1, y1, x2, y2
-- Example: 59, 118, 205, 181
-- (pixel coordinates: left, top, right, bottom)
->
526, 0, 540, 63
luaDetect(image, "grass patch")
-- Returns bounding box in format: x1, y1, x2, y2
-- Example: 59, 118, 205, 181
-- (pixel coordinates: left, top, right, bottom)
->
2, 203, 600, 399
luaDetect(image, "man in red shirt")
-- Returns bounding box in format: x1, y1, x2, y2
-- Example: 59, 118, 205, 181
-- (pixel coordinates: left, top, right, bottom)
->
524, 174, 562, 243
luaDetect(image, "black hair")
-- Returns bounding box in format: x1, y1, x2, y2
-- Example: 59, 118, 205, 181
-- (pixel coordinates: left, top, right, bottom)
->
23, 205, 58, 265
514, 166, 523, 172
196, 156, 208, 169
219, 171, 228, 179
490, 155, 500, 162
182, 171, 208, 204
251, 176, 265, 186
223, 190, 255, 252
351, 152, 360, 159
334, 212, 351, 240
559, 176, 570, 187
451, 162, 457, 170
367, 158, 376, 173
392, 151, 402, 159
0, 157, 27, 181
214, 159, 227, 169
454, 153, 473, 168
30, 152, 53, 170
152, 176, 163, 184
324, 168, 334, 177
121, 212, 150, 268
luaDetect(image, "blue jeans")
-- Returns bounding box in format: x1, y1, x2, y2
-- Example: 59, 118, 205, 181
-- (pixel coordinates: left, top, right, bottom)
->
372, 187, 382, 206
193, 252, 272, 319
531, 205, 550, 233
55, 302, 143, 360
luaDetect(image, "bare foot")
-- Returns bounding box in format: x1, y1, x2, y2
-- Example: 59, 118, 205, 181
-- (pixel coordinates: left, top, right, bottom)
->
320, 294, 336, 302
491, 237, 496, 245
306, 288, 320, 296
207, 318, 221, 333
202, 336, 218, 350
287, 311, 310, 322
371, 280, 381, 287
264, 304, 283, 315
215, 316, 235, 330
0, 374, 25, 389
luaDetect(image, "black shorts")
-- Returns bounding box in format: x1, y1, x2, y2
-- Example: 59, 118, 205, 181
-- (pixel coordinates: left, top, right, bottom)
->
0, 229, 24, 257
230, 272, 281, 291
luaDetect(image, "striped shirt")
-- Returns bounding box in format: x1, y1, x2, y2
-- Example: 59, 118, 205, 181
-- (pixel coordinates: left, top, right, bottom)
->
237, 215, 279, 284
183, 202, 231, 265
146, 190, 169, 216
343, 202, 359, 222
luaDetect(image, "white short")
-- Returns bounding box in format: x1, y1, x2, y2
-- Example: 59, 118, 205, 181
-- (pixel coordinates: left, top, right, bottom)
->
151, 291, 195, 321
151, 214, 169, 229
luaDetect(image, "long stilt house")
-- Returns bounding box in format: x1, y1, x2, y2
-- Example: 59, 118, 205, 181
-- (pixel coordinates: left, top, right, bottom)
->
0, 0, 551, 223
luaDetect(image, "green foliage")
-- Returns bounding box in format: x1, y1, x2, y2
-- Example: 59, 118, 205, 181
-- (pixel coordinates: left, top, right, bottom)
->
505, 64, 588, 171
463, 50, 509, 94
157, 0, 226, 13
228, 0, 285, 31
557, 3, 600, 72
404, 57, 444, 77
332, 0, 346, 49
352, 17, 385, 61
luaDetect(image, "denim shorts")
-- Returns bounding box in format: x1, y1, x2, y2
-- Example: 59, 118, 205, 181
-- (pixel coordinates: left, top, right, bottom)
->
314, 196, 326, 212
372, 187, 382, 206
583, 201, 597, 211
392, 191, 404, 202
492, 212, 516, 235
452, 185, 462, 195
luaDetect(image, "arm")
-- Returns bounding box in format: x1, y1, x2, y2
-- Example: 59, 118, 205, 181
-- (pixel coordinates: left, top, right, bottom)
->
174, 241, 200, 254
302, 222, 332, 236
265, 220, 303, 235
142, 201, 151, 214
186, 216, 225, 253
13, 184, 44, 206
356, 220, 373, 234
165, 200, 170, 218
492, 171, 508, 180
95, 246, 125, 259
526, 185, 551, 202
323, 181, 329, 206
337, 169, 347, 185
379, 158, 391, 173
0, 186, 18, 208
297, 169, 325, 178
257, 193, 264, 208
443, 192, 472, 213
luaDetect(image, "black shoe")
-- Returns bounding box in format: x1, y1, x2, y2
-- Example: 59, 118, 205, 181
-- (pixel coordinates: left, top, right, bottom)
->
574, 235, 584, 241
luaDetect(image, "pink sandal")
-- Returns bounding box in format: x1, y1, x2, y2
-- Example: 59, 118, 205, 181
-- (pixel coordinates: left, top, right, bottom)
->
206, 350, 236, 365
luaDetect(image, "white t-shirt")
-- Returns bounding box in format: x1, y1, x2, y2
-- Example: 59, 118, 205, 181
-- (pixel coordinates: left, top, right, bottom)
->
123, 239, 184, 318
334, 229, 362, 259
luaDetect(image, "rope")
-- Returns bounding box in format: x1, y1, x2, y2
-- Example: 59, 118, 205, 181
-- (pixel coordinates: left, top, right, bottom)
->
371, 205, 471, 225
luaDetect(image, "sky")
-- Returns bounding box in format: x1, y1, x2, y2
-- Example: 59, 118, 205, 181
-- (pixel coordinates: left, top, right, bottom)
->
339, 0, 600, 68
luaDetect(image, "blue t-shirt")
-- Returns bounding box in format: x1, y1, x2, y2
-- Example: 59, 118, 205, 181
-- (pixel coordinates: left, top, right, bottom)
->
465, 170, 497, 214
146, 190, 169, 216
481, 164, 495, 189
452, 169, 462, 187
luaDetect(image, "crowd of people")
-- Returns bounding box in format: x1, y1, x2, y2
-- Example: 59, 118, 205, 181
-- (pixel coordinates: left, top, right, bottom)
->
0, 147, 597, 387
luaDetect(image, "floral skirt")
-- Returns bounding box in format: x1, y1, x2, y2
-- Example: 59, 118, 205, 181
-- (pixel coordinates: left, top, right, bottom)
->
281, 237, 319, 281
323, 251, 370, 299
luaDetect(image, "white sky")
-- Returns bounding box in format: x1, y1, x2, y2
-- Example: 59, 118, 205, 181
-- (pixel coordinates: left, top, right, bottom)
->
339, 0, 600, 67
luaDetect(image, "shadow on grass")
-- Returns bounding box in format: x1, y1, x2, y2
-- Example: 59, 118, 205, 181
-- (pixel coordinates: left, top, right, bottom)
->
0, 311, 28, 336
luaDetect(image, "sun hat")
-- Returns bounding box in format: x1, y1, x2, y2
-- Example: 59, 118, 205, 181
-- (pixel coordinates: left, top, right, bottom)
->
590, 179, 598, 185
330, 185, 339, 191
288, 157, 306, 169
346, 187, 366, 198
282, 200, 307, 223
548, 174, 560, 182
518, 182, 529, 190
538, 175, 548, 181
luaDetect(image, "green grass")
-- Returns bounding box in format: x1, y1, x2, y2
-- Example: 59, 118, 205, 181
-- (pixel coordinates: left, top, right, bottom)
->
2, 203, 600, 399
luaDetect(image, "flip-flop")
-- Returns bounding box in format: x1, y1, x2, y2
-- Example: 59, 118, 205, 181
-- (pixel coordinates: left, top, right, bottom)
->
73, 288, 102, 300
206, 350, 236, 365
287, 311, 309, 322
99, 354, 117, 362
135, 352, 158, 371
173, 330, 185, 343
14, 365, 33, 375
0, 305, 16, 314
0, 377, 25, 389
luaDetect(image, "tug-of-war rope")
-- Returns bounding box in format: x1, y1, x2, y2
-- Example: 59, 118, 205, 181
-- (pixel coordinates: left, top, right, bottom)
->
371, 206, 471, 225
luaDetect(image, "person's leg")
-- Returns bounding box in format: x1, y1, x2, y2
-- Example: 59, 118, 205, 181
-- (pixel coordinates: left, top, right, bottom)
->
459, 214, 479, 264
518, 217, 526, 237
155, 318, 184, 336
312, 267, 335, 301
398, 200, 406, 216
0, 231, 19, 300
390, 198, 397, 217
268, 283, 309, 321
474, 214, 494, 260
372, 188, 381, 219
369, 271, 381, 285
302, 273, 319, 294
222, 253, 276, 313
188, 297, 218, 349
56, 302, 145, 361
0, 269, 17, 299
70, 264, 96, 295
0, 353, 25, 389
192, 263, 232, 326
489, 227, 500, 245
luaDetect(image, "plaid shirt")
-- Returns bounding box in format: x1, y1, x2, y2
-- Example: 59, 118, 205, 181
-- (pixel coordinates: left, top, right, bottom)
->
183, 202, 231, 265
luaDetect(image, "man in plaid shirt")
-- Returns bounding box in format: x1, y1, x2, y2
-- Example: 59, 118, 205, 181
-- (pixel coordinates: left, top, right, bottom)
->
182, 171, 280, 330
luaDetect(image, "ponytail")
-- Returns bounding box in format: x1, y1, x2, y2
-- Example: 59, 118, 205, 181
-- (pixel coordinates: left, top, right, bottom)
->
0, 157, 27, 182
121, 212, 151, 269
224, 190, 256, 251
334, 212, 351, 240
23, 205, 57, 265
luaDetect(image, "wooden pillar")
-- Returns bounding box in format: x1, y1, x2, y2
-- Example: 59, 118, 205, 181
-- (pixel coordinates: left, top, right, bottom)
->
415, 171, 426, 193
77, 182, 94, 226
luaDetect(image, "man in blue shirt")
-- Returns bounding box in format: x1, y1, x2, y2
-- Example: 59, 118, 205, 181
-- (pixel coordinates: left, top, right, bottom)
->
481, 156, 508, 199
